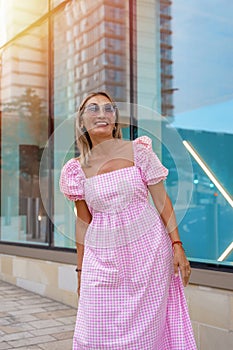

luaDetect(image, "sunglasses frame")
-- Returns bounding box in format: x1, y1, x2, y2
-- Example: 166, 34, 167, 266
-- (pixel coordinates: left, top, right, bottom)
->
83, 103, 117, 117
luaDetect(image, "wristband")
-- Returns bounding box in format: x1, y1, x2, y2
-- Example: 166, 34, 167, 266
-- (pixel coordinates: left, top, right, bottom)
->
172, 240, 183, 248
75, 268, 82, 272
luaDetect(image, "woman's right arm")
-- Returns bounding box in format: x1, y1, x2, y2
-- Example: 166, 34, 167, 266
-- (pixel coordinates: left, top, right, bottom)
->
75, 200, 92, 296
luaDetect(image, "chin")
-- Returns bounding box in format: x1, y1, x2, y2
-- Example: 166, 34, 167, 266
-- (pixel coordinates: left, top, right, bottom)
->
90, 127, 113, 137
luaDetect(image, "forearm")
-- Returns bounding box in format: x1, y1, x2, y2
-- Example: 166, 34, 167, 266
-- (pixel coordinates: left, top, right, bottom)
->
76, 242, 84, 269
75, 200, 92, 269
76, 218, 89, 269
149, 182, 191, 286
159, 193, 181, 243
149, 182, 181, 243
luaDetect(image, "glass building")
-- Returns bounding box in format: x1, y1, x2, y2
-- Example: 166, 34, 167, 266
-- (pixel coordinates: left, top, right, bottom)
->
0, 0, 233, 304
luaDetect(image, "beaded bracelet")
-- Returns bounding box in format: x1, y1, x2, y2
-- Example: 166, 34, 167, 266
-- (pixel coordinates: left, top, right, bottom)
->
75, 268, 82, 272
172, 240, 183, 248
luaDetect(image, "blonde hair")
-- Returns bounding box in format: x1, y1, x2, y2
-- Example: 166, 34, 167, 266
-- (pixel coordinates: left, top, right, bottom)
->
76, 91, 122, 166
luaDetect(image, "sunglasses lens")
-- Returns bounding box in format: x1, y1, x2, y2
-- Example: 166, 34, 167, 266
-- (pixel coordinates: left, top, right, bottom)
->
104, 103, 115, 113
84, 103, 116, 116
86, 104, 100, 114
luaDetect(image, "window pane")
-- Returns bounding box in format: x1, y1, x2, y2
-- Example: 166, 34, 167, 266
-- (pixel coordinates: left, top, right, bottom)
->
53, 0, 130, 248
0, 22, 49, 244
164, 0, 233, 266
0, 0, 48, 46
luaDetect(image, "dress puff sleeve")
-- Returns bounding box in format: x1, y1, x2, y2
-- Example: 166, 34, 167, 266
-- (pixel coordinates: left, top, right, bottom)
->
59, 159, 85, 201
134, 136, 168, 185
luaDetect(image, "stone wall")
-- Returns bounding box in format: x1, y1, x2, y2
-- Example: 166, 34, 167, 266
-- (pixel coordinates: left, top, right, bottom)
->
0, 254, 78, 308
185, 284, 233, 349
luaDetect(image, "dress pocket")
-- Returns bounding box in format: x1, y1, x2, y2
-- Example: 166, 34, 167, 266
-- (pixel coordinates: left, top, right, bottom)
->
83, 267, 120, 289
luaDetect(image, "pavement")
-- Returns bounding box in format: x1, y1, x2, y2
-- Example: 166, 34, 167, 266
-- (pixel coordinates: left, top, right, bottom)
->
0, 280, 77, 349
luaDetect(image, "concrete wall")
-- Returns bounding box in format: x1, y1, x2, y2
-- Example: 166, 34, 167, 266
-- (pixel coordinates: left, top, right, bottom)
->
0, 253, 233, 349
184, 284, 233, 350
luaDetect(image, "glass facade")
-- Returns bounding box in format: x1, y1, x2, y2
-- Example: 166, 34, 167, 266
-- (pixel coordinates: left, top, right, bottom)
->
0, 0, 232, 269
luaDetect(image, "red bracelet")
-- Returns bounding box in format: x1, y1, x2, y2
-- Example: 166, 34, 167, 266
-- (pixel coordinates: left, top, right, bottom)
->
172, 240, 183, 248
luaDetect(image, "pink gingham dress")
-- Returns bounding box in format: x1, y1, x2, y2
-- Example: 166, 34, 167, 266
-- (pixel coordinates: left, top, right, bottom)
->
60, 136, 197, 350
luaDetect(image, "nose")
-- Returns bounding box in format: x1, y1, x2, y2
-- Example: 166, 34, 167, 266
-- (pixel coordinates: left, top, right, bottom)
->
97, 106, 108, 118
98, 112, 105, 118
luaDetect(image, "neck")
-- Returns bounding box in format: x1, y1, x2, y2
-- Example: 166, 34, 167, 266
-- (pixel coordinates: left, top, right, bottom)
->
90, 137, 120, 156
91, 135, 115, 147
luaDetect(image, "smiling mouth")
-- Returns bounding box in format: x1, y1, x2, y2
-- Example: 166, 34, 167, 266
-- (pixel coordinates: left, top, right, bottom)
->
95, 121, 109, 126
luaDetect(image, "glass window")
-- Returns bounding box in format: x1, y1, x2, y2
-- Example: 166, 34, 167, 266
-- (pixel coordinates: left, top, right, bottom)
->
163, 0, 233, 266
0, 0, 48, 46
0, 22, 49, 244
53, 1, 130, 248
2, 0, 231, 272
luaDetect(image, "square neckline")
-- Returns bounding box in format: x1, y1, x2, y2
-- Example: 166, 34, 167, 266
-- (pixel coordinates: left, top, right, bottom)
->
77, 140, 137, 181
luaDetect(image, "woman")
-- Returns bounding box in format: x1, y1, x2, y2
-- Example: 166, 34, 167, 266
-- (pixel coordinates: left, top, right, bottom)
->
60, 91, 197, 349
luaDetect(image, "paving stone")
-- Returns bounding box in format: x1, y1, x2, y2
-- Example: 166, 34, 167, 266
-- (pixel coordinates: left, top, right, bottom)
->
0, 281, 75, 349
8, 335, 56, 348
29, 324, 74, 337
33, 309, 76, 320
29, 319, 64, 330
2, 331, 33, 342
6, 323, 36, 332
16, 347, 42, 350
9, 308, 48, 316
10, 315, 38, 323
56, 316, 76, 325
39, 339, 73, 350
45, 304, 70, 311
0, 319, 10, 326
17, 303, 52, 310
18, 299, 52, 306
0, 325, 24, 334
0, 342, 12, 350
53, 330, 74, 340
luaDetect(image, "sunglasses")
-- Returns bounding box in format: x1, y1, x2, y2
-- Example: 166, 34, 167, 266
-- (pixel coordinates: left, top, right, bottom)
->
83, 103, 117, 117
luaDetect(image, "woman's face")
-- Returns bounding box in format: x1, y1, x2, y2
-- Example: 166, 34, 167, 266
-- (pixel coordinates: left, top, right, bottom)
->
81, 94, 116, 141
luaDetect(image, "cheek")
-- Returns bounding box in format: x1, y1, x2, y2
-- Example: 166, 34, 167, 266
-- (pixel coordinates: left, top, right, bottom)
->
109, 114, 116, 124
83, 118, 93, 129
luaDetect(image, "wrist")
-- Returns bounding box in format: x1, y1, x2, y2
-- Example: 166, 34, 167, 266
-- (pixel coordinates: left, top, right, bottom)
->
75, 268, 82, 273
172, 240, 184, 251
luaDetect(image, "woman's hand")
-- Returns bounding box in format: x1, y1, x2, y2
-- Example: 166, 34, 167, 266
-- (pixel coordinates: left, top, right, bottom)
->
173, 244, 191, 287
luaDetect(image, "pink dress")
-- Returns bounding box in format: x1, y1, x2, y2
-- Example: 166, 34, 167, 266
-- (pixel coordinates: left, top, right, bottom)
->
60, 136, 197, 350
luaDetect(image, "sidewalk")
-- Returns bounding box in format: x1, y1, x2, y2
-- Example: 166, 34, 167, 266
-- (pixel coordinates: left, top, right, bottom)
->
0, 280, 77, 349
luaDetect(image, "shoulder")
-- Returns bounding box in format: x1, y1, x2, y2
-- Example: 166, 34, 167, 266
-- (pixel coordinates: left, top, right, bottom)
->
61, 158, 82, 174
60, 158, 85, 183
133, 136, 153, 151
60, 158, 85, 201
133, 136, 168, 184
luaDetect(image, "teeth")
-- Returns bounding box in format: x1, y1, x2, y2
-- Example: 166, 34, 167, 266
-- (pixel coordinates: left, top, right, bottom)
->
95, 122, 108, 126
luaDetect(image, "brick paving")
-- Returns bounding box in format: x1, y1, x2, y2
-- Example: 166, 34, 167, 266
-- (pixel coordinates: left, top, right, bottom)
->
0, 281, 76, 349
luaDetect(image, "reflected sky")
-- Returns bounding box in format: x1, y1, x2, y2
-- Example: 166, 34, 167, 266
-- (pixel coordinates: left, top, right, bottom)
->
172, 0, 233, 114
172, 99, 233, 134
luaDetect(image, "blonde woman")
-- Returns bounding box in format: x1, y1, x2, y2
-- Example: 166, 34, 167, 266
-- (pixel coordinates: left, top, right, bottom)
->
60, 91, 197, 349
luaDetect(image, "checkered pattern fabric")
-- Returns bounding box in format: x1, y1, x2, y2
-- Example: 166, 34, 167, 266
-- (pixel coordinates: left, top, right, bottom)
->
60, 136, 197, 349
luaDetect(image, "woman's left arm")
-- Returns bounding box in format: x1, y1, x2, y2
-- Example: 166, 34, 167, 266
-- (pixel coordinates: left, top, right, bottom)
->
148, 181, 191, 287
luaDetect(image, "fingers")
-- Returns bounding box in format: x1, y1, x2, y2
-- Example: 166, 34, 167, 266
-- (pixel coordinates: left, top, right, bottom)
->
174, 261, 179, 277
173, 257, 191, 287
179, 261, 191, 287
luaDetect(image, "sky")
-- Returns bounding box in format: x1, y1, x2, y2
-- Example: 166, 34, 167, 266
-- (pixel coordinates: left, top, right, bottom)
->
172, 0, 233, 114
